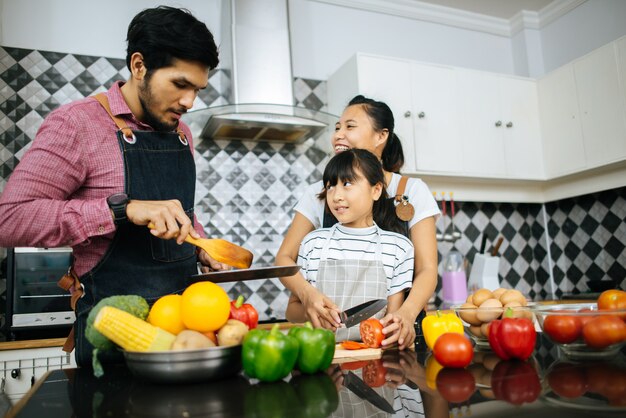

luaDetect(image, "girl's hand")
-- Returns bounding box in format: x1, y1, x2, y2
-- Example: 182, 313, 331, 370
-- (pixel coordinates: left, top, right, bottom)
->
301, 287, 342, 330
381, 307, 417, 350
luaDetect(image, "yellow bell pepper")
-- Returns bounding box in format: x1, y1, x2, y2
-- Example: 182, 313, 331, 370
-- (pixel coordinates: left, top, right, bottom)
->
421, 310, 464, 350
425, 354, 444, 389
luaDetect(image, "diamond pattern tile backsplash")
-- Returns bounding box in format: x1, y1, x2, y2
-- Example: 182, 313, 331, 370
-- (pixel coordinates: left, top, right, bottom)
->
1, 46, 625, 322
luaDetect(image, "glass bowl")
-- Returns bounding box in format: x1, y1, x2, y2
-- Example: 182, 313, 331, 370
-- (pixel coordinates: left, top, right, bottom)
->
451, 304, 536, 350
532, 302, 626, 360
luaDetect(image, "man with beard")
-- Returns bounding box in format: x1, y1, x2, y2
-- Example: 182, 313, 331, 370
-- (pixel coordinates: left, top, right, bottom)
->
0, 6, 221, 367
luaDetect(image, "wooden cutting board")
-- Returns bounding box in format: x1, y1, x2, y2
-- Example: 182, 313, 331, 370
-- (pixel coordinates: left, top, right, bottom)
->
332, 344, 382, 364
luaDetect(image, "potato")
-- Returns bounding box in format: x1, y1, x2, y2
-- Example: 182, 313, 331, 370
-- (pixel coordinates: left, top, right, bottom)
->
217, 319, 249, 347
476, 298, 503, 322
171, 330, 215, 351
458, 302, 481, 326
471, 288, 494, 307
499, 289, 527, 306
466, 294, 474, 304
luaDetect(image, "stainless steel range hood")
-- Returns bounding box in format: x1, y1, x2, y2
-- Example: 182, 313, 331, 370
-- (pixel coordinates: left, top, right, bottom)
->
183, 0, 335, 143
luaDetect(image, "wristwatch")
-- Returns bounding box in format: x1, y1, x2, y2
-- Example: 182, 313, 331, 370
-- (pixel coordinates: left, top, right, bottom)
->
107, 193, 129, 225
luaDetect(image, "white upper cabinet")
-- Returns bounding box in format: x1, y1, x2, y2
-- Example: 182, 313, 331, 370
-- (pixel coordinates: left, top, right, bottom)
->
457, 70, 544, 179
411, 63, 463, 174
327, 54, 417, 172
327, 53, 541, 179
573, 43, 626, 168
538, 65, 586, 178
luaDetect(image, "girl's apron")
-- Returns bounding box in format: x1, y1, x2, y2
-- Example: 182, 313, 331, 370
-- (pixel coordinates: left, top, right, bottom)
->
72, 94, 199, 367
316, 224, 388, 342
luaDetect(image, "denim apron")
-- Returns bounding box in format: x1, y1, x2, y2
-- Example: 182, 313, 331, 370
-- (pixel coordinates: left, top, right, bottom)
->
73, 96, 199, 367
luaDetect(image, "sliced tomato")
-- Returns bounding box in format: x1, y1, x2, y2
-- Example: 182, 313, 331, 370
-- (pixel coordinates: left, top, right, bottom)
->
341, 341, 369, 350
360, 318, 384, 348
339, 360, 369, 371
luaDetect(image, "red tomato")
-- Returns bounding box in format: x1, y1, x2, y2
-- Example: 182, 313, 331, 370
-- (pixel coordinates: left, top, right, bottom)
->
547, 363, 588, 399
362, 359, 387, 387
597, 290, 626, 319
582, 315, 626, 348
585, 362, 610, 395
360, 318, 384, 348
436, 367, 476, 403
433, 333, 474, 368
601, 368, 626, 400
543, 314, 581, 344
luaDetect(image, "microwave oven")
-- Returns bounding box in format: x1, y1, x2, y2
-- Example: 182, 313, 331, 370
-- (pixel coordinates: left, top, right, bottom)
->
5, 247, 74, 339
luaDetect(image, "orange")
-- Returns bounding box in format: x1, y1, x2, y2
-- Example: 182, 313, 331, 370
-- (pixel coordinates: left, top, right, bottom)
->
181, 282, 230, 332
147, 294, 186, 335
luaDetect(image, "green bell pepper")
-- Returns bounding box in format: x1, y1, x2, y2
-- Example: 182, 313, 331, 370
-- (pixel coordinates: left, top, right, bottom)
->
244, 380, 300, 418
288, 322, 336, 374
242, 324, 299, 382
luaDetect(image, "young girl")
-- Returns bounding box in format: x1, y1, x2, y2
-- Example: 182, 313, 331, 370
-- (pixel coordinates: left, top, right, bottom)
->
286, 149, 415, 342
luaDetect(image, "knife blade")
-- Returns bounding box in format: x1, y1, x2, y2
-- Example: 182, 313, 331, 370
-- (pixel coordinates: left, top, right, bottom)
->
343, 371, 395, 414
340, 299, 387, 328
188, 265, 301, 284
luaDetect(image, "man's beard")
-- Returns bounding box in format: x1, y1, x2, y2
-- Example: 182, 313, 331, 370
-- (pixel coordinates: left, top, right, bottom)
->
138, 77, 178, 132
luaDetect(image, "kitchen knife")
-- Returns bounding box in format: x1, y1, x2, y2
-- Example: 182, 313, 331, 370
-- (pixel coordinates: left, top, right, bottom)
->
343, 371, 395, 414
340, 299, 387, 328
189, 265, 301, 284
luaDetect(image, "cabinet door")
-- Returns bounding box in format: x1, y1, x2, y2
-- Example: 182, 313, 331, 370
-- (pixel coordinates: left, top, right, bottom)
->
499, 77, 544, 179
574, 43, 626, 168
356, 55, 416, 172
411, 63, 462, 173
456, 70, 506, 176
538, 65, 586, 178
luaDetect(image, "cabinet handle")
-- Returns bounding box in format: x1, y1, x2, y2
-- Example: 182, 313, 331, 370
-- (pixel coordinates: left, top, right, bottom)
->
418, 111, 425, 119
506, 122, 513, 128
404, 111, 411, 118
495, 121, 502, 127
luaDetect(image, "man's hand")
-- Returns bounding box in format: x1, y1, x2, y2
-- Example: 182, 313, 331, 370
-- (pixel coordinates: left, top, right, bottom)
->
126, 199, 197, 244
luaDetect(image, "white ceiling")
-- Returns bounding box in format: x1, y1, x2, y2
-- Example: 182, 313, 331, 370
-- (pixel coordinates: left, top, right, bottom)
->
415, 0, 556, 19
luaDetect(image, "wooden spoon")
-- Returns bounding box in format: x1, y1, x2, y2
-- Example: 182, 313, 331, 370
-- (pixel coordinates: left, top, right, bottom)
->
147, 223, 253, 269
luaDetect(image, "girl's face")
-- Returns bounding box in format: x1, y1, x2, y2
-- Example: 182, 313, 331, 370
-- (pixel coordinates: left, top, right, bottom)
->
332, 105, 388, 158
325, 168, 383, 228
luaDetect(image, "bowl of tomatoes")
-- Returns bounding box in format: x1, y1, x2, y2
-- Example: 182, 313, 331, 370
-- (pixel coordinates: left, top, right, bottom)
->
533, 301, 626, 360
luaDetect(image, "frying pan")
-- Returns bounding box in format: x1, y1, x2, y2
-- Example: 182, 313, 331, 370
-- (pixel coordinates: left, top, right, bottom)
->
190, 265, 301, 284
147, 223, 254, 269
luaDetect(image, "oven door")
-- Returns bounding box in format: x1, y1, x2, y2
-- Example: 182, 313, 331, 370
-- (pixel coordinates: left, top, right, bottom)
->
6, 247, 75, 335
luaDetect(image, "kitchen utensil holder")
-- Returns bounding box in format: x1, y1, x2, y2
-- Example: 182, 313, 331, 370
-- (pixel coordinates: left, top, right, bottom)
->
468, 254, 500, 292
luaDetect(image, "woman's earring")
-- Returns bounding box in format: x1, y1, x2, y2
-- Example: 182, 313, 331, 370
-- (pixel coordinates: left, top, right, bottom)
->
395, 195, 415, 221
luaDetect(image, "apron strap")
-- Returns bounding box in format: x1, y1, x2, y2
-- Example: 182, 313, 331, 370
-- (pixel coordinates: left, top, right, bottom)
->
394, 176, 409, 203
57, 268, 83, 353
92, 93, 187, 144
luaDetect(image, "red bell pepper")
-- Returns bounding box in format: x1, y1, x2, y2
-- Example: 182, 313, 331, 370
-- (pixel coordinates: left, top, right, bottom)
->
491, 360, 541, 405
229, 295, 258, 329
488, 308, 536, 360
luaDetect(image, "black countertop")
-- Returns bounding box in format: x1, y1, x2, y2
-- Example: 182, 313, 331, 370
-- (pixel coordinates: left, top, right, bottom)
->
6, 334, 626, 418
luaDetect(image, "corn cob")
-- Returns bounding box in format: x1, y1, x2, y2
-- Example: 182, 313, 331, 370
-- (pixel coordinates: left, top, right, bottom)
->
94, 306, 176, 352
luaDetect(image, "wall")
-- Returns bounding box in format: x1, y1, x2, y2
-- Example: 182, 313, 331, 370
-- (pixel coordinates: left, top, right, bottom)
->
540, 0, 626, 73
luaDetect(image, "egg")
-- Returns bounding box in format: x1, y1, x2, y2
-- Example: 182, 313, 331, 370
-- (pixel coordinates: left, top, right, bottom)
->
492, 288, 507, 300
471, 288, 494, 306
469, 325, 483, 338
458, 302, 481, 325
480, 322, 491, 338
499, 289, 527, 306
476, 298, 503, 322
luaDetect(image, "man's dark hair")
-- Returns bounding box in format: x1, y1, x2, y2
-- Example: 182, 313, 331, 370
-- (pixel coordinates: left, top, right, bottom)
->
126, 6, 219, 72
